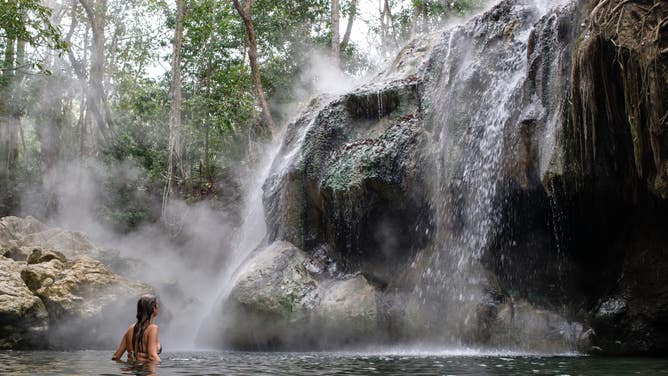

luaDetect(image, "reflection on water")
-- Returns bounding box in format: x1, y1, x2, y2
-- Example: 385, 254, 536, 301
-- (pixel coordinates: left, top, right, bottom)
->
0, 351, 667, 375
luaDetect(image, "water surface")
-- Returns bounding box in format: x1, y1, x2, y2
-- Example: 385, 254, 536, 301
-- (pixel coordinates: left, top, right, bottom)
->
1, 350, 666, 375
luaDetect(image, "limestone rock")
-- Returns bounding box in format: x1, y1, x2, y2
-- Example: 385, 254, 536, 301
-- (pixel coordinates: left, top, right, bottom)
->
0, 217, 157, 349
2, 245, 29, 261
21, 256, 151, 321
27, 248, 67, 265
219, 241, 382, 349
263, 72, 433, 285
221, 241, 320, 349
318, 275, 380, 343
0, 216, 97, 260
0, 257, 48, 349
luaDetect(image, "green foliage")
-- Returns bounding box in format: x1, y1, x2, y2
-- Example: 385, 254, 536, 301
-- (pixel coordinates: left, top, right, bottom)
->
0, 0, 484, 228
0, 0, 63, 48
373, 0, 486, 46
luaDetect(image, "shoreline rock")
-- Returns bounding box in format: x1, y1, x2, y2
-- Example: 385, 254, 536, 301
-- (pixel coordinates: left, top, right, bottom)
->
0, 216, 153, 350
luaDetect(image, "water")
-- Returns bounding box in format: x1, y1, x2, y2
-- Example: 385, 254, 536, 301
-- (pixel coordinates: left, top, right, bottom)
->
408, 0, 582, 349
1, 351, 666, 375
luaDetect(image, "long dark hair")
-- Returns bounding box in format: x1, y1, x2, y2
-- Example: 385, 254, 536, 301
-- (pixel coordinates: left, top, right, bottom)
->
132, 294, 158, 353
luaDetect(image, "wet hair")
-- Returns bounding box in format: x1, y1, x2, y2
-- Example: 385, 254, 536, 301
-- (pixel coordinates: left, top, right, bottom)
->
132, 294, 158, 354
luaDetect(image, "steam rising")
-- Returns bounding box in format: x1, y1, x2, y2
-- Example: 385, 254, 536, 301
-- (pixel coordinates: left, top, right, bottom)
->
15, 45, 366, 352
20, 159, 240, 349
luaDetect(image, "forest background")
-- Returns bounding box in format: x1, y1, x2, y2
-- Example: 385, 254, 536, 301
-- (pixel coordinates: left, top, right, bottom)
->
0, 0, 483, 233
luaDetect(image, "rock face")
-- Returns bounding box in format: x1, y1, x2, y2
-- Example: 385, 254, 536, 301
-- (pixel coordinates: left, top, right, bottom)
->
0, 216, 152, 349
263, 85, 433, 284
489, 0, 668, 355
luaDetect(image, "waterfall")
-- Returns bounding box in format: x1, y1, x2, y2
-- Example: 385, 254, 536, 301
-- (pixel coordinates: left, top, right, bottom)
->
197, 98, 330, 347
200, 0, 583, 352
412, 0, 577, 348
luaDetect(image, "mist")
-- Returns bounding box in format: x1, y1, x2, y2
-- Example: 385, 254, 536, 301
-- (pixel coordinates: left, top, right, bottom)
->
13, 43, 371, 351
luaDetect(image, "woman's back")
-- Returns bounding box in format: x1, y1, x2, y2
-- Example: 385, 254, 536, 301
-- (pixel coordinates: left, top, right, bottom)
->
125, 323, 158, 360
112, 294, 161, 363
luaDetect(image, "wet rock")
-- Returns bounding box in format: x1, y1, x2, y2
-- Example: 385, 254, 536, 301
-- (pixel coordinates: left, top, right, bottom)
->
220, 241, 382, 350
595, 298, 627, 323
227, 0, 667, 355
263, 71, 433, 285
473, 298, 582, 353
318, 275, 380, 343
221, 241, 320, 349
576, 328, 596, 353
0, 257, 48, 349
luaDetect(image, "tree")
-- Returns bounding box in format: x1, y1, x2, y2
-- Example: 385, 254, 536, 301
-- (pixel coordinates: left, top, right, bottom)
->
164, 0, 184, 213
78, 0, 113, 155
232, 0, 276, 138
331, 0, 340, 66
0, 0, 63, 167
0, 0, 64, 214
340, 0, 357, 51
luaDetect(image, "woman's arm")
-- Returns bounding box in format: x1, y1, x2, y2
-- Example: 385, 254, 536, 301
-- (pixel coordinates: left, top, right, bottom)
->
111, 329, 128, 360
147, 325, 161, 362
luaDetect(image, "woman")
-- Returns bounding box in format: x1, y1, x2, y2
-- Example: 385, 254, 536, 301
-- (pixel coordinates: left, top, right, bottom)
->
112, 294, 162, 362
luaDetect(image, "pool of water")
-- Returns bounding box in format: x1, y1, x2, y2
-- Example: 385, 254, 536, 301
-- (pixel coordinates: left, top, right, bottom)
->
1, 350, 667, 375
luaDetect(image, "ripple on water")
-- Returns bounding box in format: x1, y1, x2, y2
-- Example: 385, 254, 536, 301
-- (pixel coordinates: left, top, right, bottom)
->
0, 351, 667, 375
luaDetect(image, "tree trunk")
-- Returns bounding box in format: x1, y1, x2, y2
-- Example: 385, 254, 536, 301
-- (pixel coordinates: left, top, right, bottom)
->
340, 0, 357, 51
204, 118, 210, 183
15, 37, 26, 156
79, 0, 111, 154
331, 0, 340, 66
164, 0, 184, 213
232, 0, 277, 138
1, 38, 18, 170
63, 0, 88, 158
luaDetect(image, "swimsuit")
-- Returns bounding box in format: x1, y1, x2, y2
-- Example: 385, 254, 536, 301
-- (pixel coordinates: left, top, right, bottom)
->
131, 343, 162, 360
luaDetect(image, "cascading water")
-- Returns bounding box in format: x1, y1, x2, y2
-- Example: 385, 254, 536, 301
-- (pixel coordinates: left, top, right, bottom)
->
411, 0, 578, 349
197, 98, 330, 347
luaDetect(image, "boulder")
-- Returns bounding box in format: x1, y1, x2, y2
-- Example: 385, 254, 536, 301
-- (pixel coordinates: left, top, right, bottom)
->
20, 255, 152, 348
485, 300, 582, 353
318, 275, 380, 344
0, 257, 48, 349
0, 216, 96, 259
221, 241, 320, 349
26, 248, 67, 265
219, 241, 382, 349
0, 216, 132, 275
2, 245, 29, 261
0, 217, 155, 349
263, 72, 433, 286
21, 256, 151, 321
